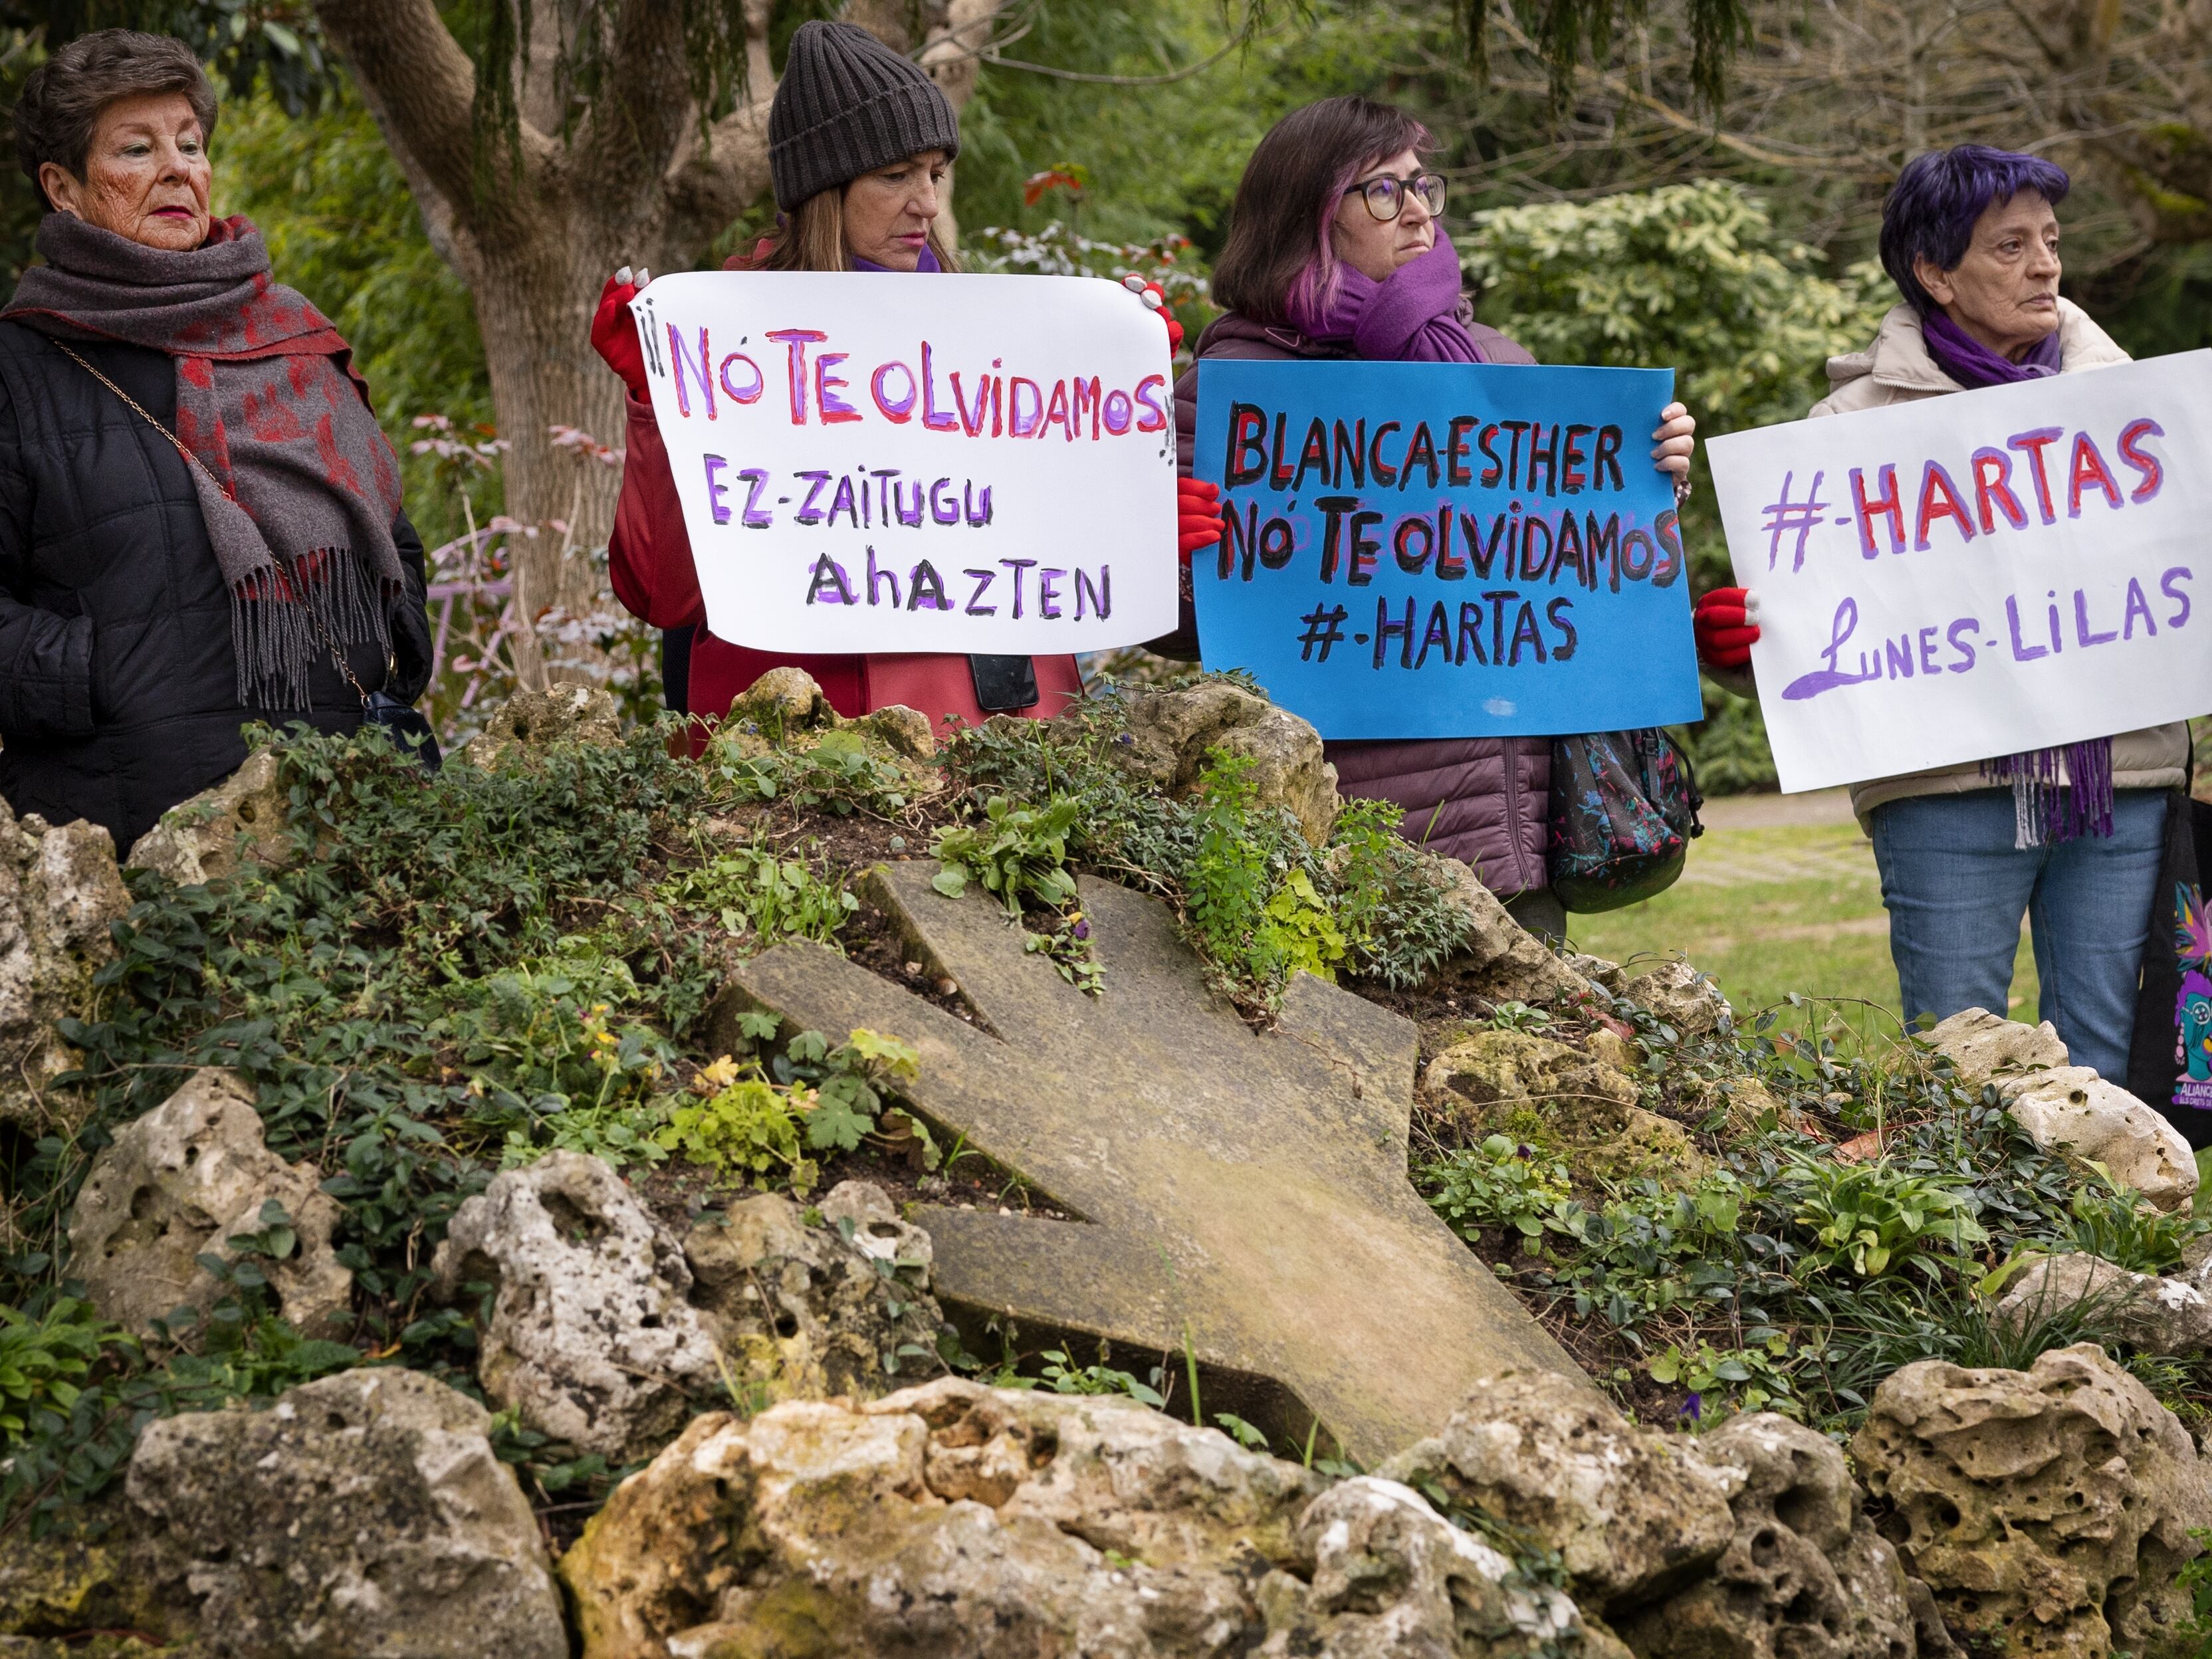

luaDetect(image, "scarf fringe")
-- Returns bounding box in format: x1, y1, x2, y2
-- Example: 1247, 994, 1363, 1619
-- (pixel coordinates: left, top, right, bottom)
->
232, 549, 393, 711
1981, 740, 2115, 849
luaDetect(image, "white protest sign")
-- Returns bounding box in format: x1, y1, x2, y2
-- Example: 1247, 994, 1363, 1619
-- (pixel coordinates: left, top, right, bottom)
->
627, 271, 1178, 653
1706, 350, 2212, 794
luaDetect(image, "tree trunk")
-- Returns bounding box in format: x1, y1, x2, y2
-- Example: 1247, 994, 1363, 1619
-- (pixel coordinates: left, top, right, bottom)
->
314, 0, 1004, 687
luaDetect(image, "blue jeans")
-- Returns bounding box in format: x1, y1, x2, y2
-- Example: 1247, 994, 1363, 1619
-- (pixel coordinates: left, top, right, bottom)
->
1870, 788, 2167, 1079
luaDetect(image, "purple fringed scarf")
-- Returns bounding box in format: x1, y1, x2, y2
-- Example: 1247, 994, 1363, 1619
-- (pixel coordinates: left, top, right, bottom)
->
1922, 309, 2109, 844
1285, 233, 1488, 364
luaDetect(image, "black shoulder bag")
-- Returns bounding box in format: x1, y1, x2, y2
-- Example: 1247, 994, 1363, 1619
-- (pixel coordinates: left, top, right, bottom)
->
57, 340, 441, 773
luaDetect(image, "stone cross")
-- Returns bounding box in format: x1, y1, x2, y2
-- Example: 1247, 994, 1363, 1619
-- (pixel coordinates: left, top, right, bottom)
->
723, 859, 1589, 1465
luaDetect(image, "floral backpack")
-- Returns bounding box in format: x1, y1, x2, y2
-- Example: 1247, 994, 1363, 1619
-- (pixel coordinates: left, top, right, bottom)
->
1547, 730, 1704, 913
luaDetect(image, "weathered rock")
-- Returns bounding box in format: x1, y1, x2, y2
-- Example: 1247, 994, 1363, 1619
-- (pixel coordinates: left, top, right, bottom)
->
1922, 1006, 2068, 1087
66, 1068, 350, 1337
727, 664, 840, 734
1852, 1343, 2212, 1659
1256, 1475, 1597, 1659
723, 861, 1589, 1468
1113, 681, 1340, 844
459, 683, 623, 768
1622, 960, 1731, 1038
1565, 953, 1629, 994
124, 749, 290, 886
430, 1150, 719, 1460
847, 702, 937, 760
1583, 1025, 1638, 1073
0, 1503, 192, 1650
1998, 1066, 2196, 1211
684, 1180, 947, 1412
1992, 1251, 2212, 1354
1425, 1030, 1705, 1184
0, 802, 127, 1135
124, 1368, 567, 1658
1622, 1413, 1916, 1659
1432, 855, 1602, 1008
1377, 1367, 1734, 1614
563, 1377, 1614, 1659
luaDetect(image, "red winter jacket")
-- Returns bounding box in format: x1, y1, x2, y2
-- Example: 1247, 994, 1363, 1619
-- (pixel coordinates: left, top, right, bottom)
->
1170, 310, 1553, 895
608, 252, 1082, 744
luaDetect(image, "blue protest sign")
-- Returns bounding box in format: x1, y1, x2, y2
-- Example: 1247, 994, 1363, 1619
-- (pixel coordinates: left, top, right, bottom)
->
1192, 361, 1703, 740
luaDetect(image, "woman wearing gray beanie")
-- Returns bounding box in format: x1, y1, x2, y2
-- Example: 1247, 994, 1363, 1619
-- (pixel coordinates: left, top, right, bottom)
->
590, 21, 1085, 740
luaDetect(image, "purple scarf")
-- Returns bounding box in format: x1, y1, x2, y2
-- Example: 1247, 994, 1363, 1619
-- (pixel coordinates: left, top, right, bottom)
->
1920, 308, 2107, 844
853, 246, 942, 274
1922, 310, 2062, 388
1286, 233, 1486, 363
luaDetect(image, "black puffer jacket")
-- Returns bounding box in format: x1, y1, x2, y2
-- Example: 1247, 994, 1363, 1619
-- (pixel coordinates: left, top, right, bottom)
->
0, 321, 433, 855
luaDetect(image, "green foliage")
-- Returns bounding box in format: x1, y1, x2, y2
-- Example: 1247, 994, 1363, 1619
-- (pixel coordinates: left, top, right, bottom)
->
1428, 1135, 1579, 1247
715, 728, 913, 818
657, 1069, 813, 1192
940, 689, 1473, 1004
1672, 677, 1778, 796
0, 1299, 122, 1444
1781, 1155, 1989, 1278
1646, 1335, 1801, 1416
659, 839, 859, 950
2063, 1176, 2212, 1275
933, 796, 1082, 916
1036, 1347, 1166, 1407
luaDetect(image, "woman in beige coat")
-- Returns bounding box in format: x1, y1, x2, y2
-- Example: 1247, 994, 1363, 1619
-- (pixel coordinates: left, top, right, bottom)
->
1693, 146, 2184, 1078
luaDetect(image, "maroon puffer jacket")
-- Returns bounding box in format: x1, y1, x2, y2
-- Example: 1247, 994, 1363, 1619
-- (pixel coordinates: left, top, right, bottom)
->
1167, 310, 1552, 895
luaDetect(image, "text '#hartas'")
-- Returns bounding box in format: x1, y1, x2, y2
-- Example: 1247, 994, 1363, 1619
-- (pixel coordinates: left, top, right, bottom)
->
1214, 399, 1684, 672
653, 324, 1170, 439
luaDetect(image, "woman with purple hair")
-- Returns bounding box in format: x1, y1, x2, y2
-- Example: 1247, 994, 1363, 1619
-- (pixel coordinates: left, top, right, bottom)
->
1167, 96, 1697, 940
1692, 145, 2184, 1077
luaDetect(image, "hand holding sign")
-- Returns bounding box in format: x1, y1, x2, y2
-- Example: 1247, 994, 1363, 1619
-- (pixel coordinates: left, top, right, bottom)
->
627, 271, 1179, 655
1706, 352, 2212, 794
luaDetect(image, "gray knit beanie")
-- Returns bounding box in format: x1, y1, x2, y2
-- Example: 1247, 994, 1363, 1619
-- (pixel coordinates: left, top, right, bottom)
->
769, 21, 961, 212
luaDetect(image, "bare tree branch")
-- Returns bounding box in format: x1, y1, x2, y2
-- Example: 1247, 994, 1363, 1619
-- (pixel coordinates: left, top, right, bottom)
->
312, 0, 493, 223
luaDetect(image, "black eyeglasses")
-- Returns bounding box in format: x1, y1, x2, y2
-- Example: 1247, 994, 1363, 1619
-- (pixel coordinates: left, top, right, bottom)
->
1348, 171, 1446, 221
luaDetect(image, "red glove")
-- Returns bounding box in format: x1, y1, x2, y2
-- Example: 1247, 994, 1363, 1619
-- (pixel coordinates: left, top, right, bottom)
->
1121, 273, 1183, 353
1694, 586, 1760, 669
591, 265, 649, 401
1178, 478, 1222, 561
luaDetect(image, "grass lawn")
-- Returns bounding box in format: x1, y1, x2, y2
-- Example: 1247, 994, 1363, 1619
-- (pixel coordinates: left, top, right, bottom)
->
1564, 816, 2039, 1048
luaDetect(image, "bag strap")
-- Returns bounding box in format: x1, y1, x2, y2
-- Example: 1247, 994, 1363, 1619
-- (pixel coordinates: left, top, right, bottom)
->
54, 338, 374, 710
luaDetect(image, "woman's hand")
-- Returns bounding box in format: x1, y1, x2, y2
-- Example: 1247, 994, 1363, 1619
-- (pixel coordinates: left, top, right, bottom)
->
1178, 478, 1222, 560
1121, 273, 1184, 353
1693, 586, 1760, 669
1652, 400, 1696, 479
591, 265, 653, 400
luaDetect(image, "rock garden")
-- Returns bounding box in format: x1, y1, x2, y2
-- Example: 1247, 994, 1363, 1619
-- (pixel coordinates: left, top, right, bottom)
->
2, 670, 2209, 1658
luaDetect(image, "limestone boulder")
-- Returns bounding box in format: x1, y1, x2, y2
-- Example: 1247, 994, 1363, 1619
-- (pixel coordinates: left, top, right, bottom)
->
1852, 1342, 2211, 1659
1623, 961, 1731, 1038
727, 664, 839, 734
684, 1180, 947, 1411
562, 1377, 1616, 1659
1922, 1006, 2068, 1088
1377, 1367, 1734, 1614
1432, 855, 1603, 1008
1425, 1030, 1704, 1184
1992, 1251, 2212, 1355
124, 1368, 567, 1658
1998, 1067, 2196, 1211
430, 1150, 719, 1461
458, 683, 623, 768
1113, 680, 1340, 844
0, 803, 128, 1133
1256, 1476, 1594, 1659
66, 1068, 350, 1337
1622, 1413, 1916, 1659
124, 750, 291, 886
847, 702, 937, 760
1565, 953, 1629, 994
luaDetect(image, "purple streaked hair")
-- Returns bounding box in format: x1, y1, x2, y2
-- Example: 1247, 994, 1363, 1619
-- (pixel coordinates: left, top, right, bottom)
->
1212, 96, 1431, 329
1878, 145, 2070, 315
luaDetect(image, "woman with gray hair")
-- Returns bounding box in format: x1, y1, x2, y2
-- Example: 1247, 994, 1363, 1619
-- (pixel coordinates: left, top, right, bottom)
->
1692, 145, 2185, 1078
0, 28, 433, 853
